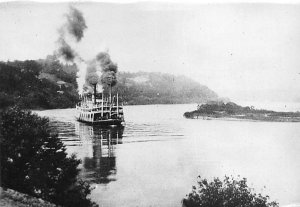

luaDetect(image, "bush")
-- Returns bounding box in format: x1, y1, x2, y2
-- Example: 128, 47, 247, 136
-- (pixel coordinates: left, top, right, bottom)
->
0, 107, 97, 207
182, 176, 278, 207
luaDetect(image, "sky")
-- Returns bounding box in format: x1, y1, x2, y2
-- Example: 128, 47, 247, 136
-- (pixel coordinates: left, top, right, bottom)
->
0, 1, 300, 102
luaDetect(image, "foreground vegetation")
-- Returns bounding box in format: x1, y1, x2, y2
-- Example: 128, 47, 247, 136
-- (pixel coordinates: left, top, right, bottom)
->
0, 107, 97, 207
184, 101, 300, 122
183, 176, 278, 207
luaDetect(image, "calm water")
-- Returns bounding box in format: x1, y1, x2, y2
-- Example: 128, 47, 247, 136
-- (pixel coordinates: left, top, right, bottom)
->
36, 104, 300, 207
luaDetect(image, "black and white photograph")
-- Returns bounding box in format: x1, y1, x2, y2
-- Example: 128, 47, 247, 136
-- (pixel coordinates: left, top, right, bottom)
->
0, 0, 300, 206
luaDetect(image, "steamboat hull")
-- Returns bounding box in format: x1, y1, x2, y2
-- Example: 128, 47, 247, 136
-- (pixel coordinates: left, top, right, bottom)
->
76, 117, 124, 126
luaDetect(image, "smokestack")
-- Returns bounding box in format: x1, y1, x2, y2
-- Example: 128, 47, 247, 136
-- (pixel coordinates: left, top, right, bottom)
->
93, 84, 97, 104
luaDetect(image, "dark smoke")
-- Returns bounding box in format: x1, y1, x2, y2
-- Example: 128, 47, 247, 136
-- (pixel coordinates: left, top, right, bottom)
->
96, 52, 118, 87
55, 6, 119, 93
85, 60, 99, 85
56, 6, 87, 62
96, 52, 118, 73
66, 6, 87, 42
101, 71, 117, 87
57, 38, 76, 62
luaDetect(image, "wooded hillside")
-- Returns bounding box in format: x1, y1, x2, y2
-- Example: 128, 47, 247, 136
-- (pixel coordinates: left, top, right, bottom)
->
0, 56, 219, 109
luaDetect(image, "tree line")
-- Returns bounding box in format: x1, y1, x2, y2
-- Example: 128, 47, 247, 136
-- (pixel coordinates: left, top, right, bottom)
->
0, 56, 79, 109
0, 56, 219, 110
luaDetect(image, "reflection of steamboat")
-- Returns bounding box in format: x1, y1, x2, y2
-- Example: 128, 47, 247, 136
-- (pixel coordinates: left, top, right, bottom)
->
76, 123, 124, 184
75, 85, 124, 125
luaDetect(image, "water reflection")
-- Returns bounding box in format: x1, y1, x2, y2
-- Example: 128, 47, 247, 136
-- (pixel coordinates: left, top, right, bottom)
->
38, 105, 300, 206
75, 123, 124, 184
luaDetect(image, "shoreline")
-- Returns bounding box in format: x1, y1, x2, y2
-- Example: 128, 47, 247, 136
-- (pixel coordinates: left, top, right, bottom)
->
186, 115, 300, 122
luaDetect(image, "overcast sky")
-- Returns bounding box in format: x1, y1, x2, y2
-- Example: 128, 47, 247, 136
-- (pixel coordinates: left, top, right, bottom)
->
0, 1, 300, 102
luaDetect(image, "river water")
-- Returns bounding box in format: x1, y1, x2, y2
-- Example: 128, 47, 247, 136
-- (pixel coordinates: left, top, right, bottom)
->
36, 103, 300, 207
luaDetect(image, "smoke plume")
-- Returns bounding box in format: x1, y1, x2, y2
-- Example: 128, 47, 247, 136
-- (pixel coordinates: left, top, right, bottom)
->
55, 6, 119, 95
66, 6, 87, 42
84, 52, 118, 93
57, 6, 87, 62
57, 38, 76, 62
56, 6, 88, 94
101, 71, 117, 87
97, 52, 118, 87
85, 60, 99, 86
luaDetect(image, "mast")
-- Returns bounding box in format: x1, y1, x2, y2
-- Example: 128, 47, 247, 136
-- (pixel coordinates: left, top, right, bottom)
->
117, 92, 119, 116
101, 92, 104, 117
109, 84, 112, 103
109, 84, 112, 118
93, 84, 97, 104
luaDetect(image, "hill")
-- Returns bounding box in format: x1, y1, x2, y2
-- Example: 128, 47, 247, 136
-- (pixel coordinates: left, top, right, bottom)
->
111, 71, 219, 105
0, 56, 219, 109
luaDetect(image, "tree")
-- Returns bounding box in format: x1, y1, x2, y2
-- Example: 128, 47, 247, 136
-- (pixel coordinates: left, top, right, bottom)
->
182, 176, 278, 207
0, 107, 97, 207
0, 60, 79, 109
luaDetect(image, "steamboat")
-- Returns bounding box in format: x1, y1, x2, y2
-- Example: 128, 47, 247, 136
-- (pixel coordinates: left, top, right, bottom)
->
75, 85, 124, 125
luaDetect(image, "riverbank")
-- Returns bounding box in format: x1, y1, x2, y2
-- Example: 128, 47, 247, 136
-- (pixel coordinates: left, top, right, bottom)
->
0, 187, 56, 207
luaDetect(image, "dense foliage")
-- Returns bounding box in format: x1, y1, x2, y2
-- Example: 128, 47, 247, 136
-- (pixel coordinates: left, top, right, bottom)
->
0, 107, 97, 207
110, 71, 218, 105
0, 56, 79, 109
182, 176, 278, 207
184, 102, 249, 118
0, 56, 219, 109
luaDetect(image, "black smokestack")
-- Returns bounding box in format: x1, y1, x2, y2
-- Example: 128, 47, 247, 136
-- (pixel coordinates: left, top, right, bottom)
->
66, 6, 87, 42
93, 84, 97, 104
